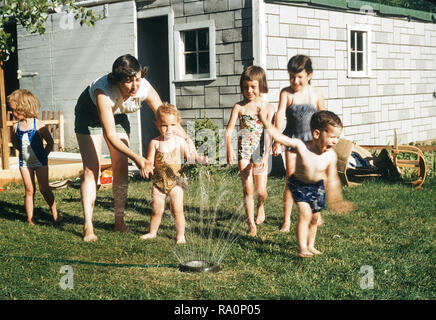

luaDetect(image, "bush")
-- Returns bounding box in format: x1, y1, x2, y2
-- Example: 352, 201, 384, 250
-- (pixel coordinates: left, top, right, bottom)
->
184, 116, 226, 177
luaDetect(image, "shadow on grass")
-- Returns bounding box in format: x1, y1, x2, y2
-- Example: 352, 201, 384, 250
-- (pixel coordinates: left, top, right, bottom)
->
1, 187, 280, 245
0, 197, 117, 239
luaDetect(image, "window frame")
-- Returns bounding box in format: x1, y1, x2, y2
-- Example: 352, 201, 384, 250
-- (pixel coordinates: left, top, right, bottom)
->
174, 20, 216, 82
346, 24, 372, 78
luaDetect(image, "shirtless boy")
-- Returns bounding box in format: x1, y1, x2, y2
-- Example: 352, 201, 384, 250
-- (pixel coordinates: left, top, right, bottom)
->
258, 109, 356, 257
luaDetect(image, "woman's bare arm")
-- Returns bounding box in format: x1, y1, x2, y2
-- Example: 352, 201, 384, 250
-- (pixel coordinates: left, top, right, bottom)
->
96, 90, 153, 178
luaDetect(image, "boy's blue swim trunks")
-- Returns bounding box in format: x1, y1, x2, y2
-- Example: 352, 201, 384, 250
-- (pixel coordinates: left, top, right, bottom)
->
287, 175, 325, 213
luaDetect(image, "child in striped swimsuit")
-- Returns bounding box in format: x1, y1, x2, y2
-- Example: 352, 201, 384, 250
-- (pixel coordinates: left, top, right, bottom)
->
226, 66, 275, 237
8, 89, 61, 225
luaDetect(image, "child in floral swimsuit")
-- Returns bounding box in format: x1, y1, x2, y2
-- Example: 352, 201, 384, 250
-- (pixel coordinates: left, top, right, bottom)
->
226, 66, 275, 236
238, 111, 265, 163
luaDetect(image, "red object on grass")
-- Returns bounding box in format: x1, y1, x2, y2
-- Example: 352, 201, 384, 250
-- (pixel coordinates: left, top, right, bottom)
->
100, 177, 112, 185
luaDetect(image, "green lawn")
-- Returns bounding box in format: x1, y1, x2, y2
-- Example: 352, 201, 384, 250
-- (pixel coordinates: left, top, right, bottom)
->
0, 167, 435, 300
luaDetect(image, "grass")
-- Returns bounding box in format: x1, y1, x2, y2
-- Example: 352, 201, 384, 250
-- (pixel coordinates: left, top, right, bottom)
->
0, 167, 435, 300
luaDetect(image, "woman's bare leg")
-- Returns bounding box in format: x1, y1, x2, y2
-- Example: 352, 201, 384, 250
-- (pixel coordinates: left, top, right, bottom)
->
104, 132, 130, 233
77, 133, 102, 242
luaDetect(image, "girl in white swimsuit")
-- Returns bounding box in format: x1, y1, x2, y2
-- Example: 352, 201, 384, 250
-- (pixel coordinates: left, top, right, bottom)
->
8, 89, 61, 225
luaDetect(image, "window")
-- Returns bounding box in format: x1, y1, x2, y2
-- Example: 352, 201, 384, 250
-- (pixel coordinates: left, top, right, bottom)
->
347, 25, 372, 77
183, 29, 210, 75
174, 20, 216, 82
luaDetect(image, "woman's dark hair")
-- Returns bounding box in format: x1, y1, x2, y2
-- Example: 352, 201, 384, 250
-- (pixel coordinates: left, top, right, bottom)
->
239, 65, 269, 94
107, 54, 148, 85
287, 55, 313, 75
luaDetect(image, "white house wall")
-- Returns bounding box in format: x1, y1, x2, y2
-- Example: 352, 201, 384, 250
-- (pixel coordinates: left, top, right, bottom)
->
16, 1, 139, 152
265, 3, 436, 145
15, 0, 436, 150
138, 0, 253, 129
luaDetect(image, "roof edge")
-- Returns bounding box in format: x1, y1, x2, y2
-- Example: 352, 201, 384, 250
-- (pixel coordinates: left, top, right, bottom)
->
264, 0, 436, 23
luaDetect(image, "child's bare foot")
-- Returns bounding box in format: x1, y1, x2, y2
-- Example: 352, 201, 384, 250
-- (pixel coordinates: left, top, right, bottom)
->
83, 226, 97, 242
176, 236, 186, 244
27, 219, 36, 226
256, 208, 265, 225
308, 247, 322, 255
280, 223, 290, 232
53, 215, 63, 224
298, 250, 314, 258
248, 225, 257, 237
83, 233, 98, 242
140, 233, 157, 240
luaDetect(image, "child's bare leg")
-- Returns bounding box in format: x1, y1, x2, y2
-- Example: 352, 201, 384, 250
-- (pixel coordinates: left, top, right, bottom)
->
281, 187, 293, 232
253, 166, 268, 225
169, 186, 186, 244
35, 166, 61, 223
317, 181, 326, 226
296, 202, 314, 258
19, 167, 36, 225
317, 215, 324, 227
239, 161, 256, 236
281, 151, 295, 232
140, 186, 166, 240
105, 133, 129, 233
77, 133, 101, 242
308, 212, 322, 255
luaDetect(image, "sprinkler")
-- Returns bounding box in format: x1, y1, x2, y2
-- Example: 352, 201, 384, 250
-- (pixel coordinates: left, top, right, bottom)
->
173, 169, 246, 274
179, 260, 220, 273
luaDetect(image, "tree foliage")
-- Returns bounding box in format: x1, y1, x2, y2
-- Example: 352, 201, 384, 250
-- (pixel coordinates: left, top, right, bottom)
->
0, 0, 101, 62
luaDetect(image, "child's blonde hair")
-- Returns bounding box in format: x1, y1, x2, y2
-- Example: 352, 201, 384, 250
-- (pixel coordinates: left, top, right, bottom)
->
155, 102, 181, 125
7, 89, 40, 118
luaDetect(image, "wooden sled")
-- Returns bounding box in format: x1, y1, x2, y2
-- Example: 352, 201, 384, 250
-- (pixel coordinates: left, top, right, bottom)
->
360, 130, 427, 190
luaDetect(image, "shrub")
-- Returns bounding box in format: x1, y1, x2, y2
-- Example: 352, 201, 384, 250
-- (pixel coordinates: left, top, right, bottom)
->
184, 116, 226, 177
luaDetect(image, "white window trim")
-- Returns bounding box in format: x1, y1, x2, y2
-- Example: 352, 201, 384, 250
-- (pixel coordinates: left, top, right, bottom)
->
174, 20, 216, 83
347, 24, 372, 78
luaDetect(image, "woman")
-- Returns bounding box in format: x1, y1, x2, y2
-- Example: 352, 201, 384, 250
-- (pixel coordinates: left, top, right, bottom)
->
75, 54, 178, 242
